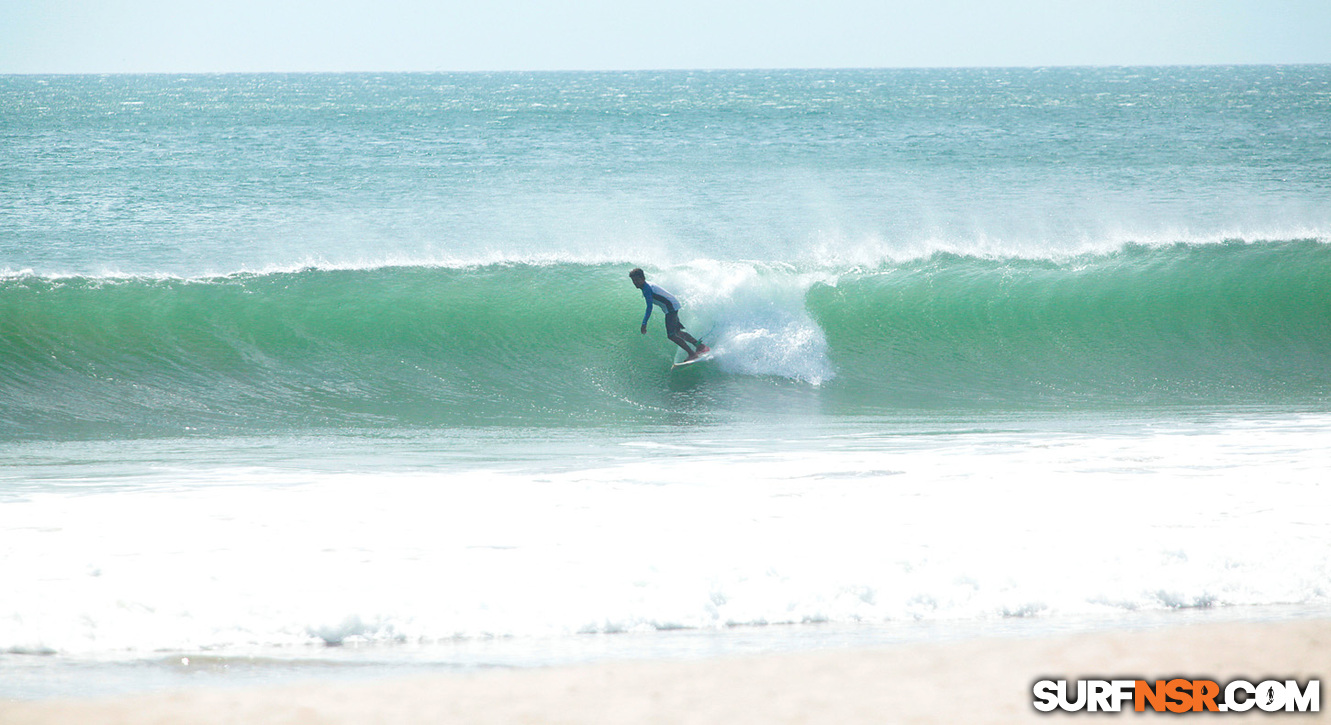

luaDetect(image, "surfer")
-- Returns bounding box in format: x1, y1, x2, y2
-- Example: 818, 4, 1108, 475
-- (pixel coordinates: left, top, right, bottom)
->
629, 268, 710, 362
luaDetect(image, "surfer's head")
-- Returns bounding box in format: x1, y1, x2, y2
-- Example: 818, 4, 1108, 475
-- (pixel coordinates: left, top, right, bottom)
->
628, 268, 646, 287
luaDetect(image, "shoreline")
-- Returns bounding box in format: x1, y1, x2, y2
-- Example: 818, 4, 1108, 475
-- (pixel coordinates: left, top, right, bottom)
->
4, 618, 1326, 724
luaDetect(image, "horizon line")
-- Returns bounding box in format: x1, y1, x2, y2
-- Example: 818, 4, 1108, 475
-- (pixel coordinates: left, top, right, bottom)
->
4, 61, 1331, 77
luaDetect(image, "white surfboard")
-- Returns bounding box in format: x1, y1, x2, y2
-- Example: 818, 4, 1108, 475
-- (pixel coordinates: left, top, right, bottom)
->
671, 351, 716, 369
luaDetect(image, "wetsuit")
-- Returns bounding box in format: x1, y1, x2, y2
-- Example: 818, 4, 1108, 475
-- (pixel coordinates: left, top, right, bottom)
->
641, 283, 701, 350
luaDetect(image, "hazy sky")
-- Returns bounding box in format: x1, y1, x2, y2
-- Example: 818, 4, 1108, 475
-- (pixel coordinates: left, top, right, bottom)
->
2, 0, 1329, 74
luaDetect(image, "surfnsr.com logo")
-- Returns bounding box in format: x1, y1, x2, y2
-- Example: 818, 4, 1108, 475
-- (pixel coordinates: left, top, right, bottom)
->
1033, 678, 1320, 713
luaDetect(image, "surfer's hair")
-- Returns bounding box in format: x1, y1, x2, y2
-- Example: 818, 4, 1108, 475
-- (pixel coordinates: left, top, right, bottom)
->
628, 268, 645, 280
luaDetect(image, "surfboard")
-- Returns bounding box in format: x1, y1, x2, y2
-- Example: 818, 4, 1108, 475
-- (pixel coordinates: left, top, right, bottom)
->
671, 351, 715, 369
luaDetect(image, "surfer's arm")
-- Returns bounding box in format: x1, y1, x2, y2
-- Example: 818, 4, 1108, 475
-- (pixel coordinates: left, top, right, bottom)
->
641, 289, 653, 330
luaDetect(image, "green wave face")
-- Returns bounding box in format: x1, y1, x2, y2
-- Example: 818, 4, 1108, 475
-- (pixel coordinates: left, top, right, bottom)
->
0, 265, 688, 437
809, 240, 1331, 408
4, 240, 1331, 439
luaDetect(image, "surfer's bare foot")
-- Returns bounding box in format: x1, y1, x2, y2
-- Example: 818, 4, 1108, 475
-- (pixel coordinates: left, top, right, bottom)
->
684, 352, 700, 362
695, 345, 710, 355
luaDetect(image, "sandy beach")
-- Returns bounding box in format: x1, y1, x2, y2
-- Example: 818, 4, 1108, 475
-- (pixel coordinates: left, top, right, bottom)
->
3, 617, 1325, 724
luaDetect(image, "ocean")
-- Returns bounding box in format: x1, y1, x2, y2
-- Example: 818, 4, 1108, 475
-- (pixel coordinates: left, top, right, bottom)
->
2, 66, 1330, 698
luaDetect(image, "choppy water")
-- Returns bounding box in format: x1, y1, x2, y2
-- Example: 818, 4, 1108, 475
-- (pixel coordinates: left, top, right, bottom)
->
2, 67, 1330, 698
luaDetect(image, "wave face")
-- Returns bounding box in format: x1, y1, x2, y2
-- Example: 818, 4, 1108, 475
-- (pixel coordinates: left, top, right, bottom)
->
1, 264, 662, 437
3, 239, 1330, 439
811, 239, 1331, 408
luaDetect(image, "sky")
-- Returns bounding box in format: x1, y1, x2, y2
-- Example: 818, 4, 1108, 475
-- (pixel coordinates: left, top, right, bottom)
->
2, 0, 1329, 74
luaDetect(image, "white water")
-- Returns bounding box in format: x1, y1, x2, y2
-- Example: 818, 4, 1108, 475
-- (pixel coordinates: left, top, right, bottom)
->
4, 413, 1329, 667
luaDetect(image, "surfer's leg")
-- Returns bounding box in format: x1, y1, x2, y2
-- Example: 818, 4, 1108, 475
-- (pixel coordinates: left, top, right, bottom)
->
668, 312, 698, 345
677, 331, 707, 356
673, 318, 707, 353
666, 312, 698, 355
